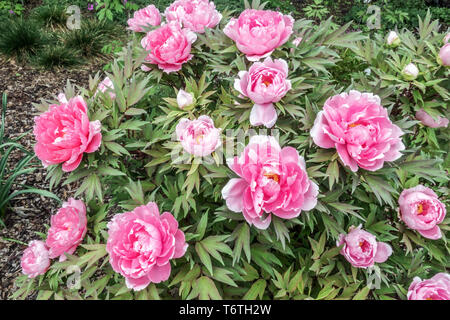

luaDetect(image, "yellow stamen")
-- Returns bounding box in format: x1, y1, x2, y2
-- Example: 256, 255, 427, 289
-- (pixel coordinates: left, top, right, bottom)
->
264, 172, 280, 183
349, 123, 360, 128
417, 204, 424, 214
195, 135, 204, 144
263, 80, 271, 87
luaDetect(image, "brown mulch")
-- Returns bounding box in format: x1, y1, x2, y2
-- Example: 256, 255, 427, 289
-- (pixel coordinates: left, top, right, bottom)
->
0, 58, 103, 300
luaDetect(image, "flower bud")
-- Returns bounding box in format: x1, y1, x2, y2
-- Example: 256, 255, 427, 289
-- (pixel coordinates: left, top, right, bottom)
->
386, 31, 400, 47
402, 63, 419, 81
437, 43, 450, 67
177, 89, 194, 109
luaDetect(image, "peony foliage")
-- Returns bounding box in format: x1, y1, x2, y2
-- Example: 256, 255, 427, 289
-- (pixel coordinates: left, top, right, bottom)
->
13, 1, 449, 300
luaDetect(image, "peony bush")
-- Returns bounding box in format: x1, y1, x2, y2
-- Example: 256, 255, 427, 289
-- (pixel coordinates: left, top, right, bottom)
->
12, 1, 449, 300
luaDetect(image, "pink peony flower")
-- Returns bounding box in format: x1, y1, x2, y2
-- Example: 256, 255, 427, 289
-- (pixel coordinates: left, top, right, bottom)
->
165, 0, 222, 34
222, 136, 318, 230
234, 57, 291, 128
46, 198, 87, 261
438, 43, 450, 66
176, 115, 221, 157
141, 22, 197, 73
311, 90, 405, 172
399, 185, 446, 240
21, 240, 51, 278
408, 273, 450, 300
337, 225, 392, 268
96, 77, 116, 100
177, 89, 194, 109
224, 9, 294, 61
127, 5, 161, 32
106, 202, 188, 291
33, 96, 102, 172
415, 109, 449, 128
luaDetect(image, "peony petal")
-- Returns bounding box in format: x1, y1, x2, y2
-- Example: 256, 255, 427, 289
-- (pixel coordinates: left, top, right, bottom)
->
250, 103, 278, 128
374, 242, 392, 263
418, 226, 442, 240
147, 263, 171, 283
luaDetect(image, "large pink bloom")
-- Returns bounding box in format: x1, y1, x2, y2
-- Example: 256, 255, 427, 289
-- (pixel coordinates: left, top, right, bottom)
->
46, 198, 87, 262
176, 115, 222, 157
235, 57, 291, 128
408, 273, 450, 300
311, 90, 405, 172
337, 225, 392, 268
33, 96, 102, 172
399, 185, 446, 240
141, 22, 197, 73
224, 9, 294, 61
21, 240, 51, 278
106, 202, 188, 291
165, 0, 222, 34
127, 5, 161, 32
415, 109, 448, 128
222, 136, 318, 230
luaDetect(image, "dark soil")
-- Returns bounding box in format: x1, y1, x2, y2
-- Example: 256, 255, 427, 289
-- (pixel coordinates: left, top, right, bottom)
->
0, 57, 103, 300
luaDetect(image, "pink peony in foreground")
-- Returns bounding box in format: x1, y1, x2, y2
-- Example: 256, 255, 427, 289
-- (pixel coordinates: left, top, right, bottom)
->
222, 136, 318, 230
127, 5, 161, 32
415, 109, 448, 128
235, 57, 291, 128
176, 115, 221, 157
141, 22, 197, 73
21, 240, 51, 278
407, 273, 450, 300
33, 96, 102, 172
224, 9, 294, 61
338, 225, 392, 268
165, 0, 222, 34
46, 198, 87, 261
311, 90, 405, 172
96, 77, 116, 100
106, 202, 188, 291
399, 185, 446, 240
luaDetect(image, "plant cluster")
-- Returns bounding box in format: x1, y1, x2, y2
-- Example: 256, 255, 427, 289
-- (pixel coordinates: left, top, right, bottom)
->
8, 0, 450, 301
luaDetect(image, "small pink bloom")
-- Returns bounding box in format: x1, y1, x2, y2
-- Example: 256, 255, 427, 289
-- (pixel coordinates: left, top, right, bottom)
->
46, 199, 87, 261
338, 225, 392, 268
96, 77, 116, 100
57, 93, 68, 104
21, 240, 51, 278
33, 96, 102, 172
224, 9, 294, 61
176, 115, 221, 157
177, 89, 194, 109
408, 273, 450, 300
222, 136, 318, 230
106, 202, 188, 291
235, 57, 291, 128
165, 0, 222, 33
311, 90, 405, 172
293, 37, 303, 47
141, 22, 197, 73
127, 5, 161, 32
415, 109, 448, 128
438, 43, 450, 66
399, 185, 446, 240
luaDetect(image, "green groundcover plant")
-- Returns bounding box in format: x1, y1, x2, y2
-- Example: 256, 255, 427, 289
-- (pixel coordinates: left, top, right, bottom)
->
12, 1, 449, 300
